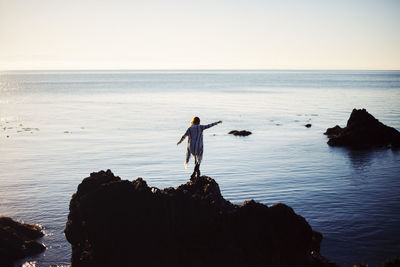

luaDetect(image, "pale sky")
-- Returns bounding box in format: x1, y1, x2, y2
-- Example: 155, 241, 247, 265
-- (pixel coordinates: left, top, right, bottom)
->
0, 0, 399, 70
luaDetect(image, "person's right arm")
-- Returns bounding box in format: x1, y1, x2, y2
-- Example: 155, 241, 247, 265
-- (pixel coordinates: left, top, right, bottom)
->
177, 128, 189, 145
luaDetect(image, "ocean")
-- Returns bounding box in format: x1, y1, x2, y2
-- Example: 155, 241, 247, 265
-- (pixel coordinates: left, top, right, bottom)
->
1, 70, 399, 266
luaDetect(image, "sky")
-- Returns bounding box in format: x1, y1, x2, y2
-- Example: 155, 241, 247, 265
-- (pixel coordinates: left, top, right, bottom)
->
0, 0, 399, 70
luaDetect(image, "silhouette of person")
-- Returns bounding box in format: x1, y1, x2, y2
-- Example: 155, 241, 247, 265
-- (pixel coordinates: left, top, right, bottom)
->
177, 117, 222, 179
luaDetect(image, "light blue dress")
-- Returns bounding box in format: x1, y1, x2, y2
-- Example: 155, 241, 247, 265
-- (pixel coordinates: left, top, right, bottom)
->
179, 122, 219, 168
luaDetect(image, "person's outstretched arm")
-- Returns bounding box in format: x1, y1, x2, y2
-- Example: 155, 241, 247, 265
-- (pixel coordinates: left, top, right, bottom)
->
177, 128, 189, 145
202, 120, 222, 130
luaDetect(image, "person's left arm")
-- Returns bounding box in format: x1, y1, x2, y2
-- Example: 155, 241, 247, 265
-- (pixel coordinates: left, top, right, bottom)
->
202, 120, 222, 130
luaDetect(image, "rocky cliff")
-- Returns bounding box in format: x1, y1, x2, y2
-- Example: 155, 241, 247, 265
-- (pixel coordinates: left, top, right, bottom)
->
65, 170, 334, 267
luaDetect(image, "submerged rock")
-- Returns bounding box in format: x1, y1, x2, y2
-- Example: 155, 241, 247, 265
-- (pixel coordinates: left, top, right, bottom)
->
0, 217, 45, 267
228, 130, 252, 136
325, 109, 400, 148
65, 170, 332, 267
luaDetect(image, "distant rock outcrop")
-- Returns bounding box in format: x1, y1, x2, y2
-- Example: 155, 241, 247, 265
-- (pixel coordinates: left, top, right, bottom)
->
229, 130, 252, 136
65, 170, 334, 267
0, 217, 45, 267
325, 109, 400, 148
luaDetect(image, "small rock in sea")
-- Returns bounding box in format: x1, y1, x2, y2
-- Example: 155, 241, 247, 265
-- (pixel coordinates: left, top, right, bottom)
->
228, 130, 252, 136
305, 124, 312, 128
6, 135, 9, 138
64, 131, 70, 134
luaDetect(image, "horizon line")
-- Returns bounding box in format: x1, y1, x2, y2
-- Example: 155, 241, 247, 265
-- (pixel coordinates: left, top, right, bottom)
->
1, 68, 400, 72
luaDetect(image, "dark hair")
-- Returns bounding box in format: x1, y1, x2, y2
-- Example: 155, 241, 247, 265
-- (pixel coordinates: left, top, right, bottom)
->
191, 116, 200, 125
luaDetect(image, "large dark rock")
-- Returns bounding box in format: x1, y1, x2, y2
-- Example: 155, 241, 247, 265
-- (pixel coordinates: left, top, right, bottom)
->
325, 109, 400, 148
65, 170, 332, 267
0, 217, 45, 267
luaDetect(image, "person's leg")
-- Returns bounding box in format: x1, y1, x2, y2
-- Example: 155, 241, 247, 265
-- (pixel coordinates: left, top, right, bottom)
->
191, 165, 197, 179
197, 150, 203, 178
195, 163, 200, 177
191, 157, 200, 180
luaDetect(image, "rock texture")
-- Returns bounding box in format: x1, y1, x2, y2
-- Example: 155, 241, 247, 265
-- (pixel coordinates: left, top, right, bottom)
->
65, 170, 332, 267
378, 256, 400, 267
354, 256, 400, 267
325, 109, 400, 148
228, 130, 252, 136
0, 217, 45, 267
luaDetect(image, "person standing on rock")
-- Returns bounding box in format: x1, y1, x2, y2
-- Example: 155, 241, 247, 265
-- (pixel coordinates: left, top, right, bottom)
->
177, 117, 222, 179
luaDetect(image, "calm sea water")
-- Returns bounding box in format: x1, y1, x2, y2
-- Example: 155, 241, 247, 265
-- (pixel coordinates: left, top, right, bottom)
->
1, 70, 399, 266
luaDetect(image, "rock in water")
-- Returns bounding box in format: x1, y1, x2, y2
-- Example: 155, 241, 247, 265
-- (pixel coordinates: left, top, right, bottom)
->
0, 217, 45, 267
324, 125, 342, 138
325, 109, 400, 148
228, 130, 252, 136
65, 170, 331, 267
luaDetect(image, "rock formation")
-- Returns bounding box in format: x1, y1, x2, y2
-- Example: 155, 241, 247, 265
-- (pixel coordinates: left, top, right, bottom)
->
65, 170, 333, 267
354, 256, 400, 267
0, 217, 45, 267
378, 256, 400, 267
228, 130, 252, 136
325, 109, 400, 148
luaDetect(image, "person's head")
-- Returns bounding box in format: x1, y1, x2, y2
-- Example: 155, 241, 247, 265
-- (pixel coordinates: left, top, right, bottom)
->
191, 116, 200, 126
